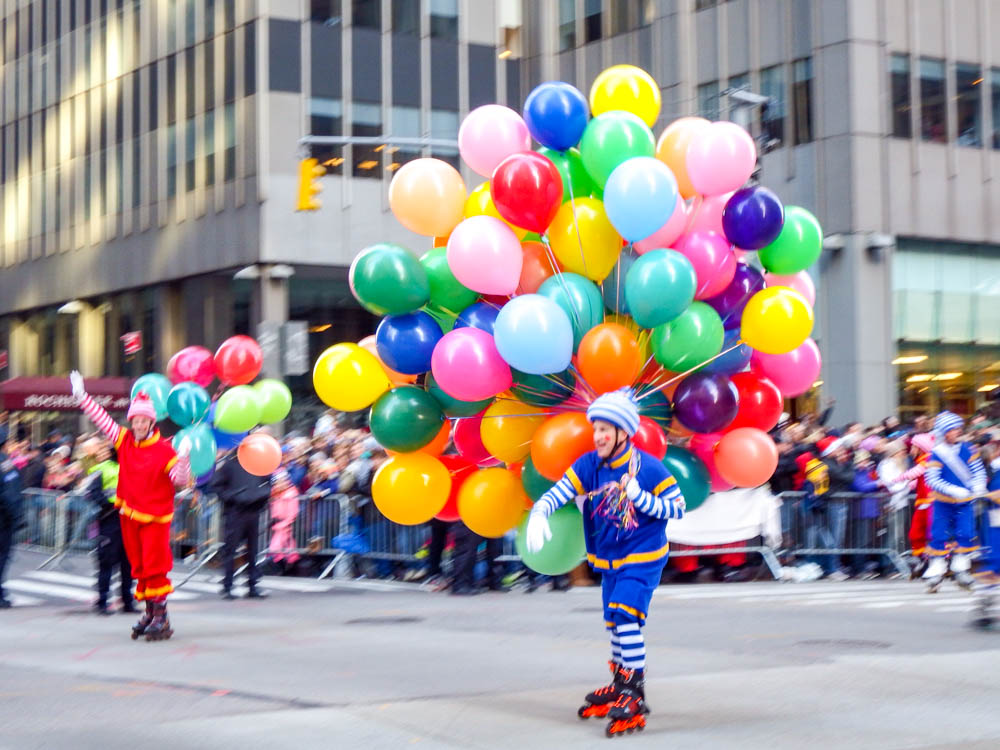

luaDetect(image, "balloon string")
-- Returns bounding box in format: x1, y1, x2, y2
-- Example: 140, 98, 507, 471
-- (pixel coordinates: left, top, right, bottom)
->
565, 165, 590, 280
538, 371, 578, 394
633, 339, 747, 402
539, 234, 584, 333
567, 361, 598, 401
683, 194, 704, 236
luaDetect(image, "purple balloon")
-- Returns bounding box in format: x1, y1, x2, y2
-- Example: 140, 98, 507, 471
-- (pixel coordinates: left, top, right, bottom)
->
722, 187, 785, 250
673, 372, 739, 433
703, 263, 765, 329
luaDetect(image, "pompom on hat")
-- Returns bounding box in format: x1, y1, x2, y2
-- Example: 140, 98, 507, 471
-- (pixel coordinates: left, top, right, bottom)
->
126, 391, 157, 422
586, 388, 640, 437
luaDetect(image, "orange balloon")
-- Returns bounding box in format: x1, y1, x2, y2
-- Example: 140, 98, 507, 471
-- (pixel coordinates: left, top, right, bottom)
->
458, 467, 529, 537
517, 241, 561, 294
237, 433, 282, 476
432, 233, 450, 248
656, 117, 711, 200
530, 412, 595, 481
714, 428, 778, 488
577, 323, 642, 395
421, 421, 451, 456
389, 158, 467, 237
358, 335, 417, 386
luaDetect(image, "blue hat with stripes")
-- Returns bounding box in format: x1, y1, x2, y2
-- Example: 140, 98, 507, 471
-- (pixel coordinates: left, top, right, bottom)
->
586, 388, 640, 437
934, 411, 964, 438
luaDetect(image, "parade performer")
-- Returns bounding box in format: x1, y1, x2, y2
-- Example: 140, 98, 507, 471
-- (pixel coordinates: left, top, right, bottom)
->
525, 388, 685, 737
70, 371, 191, 640
905, 433, 935, 578
923, 411, 985, 593
972, 470, 1000, 628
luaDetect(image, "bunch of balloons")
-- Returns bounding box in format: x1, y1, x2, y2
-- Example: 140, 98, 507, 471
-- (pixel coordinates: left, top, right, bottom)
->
313, 64, 824, 575
131, 335, 293, 481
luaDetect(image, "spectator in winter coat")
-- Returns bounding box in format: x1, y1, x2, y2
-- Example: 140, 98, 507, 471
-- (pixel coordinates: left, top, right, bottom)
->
851, 450, 884, 578
268, 469, 300, 573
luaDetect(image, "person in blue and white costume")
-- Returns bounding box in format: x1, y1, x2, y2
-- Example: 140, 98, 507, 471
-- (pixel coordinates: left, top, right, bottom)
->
923, 410, 986, 593
525, 388, 684, 737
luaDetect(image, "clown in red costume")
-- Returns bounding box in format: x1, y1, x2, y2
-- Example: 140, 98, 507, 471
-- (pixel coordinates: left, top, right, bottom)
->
70, 371, 191, 641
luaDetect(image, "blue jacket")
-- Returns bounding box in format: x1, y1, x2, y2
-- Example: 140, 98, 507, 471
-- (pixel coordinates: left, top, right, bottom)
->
851, 469, 881, 519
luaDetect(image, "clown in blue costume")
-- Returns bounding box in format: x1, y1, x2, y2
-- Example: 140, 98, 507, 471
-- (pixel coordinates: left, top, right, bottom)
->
526, 388, 685, 737
972, 468, 1000, 628
922, 411, 986, 593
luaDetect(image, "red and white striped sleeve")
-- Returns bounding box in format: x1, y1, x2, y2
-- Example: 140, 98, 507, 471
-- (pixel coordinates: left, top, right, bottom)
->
79, 393, 123, 446
168, 455, 191, 487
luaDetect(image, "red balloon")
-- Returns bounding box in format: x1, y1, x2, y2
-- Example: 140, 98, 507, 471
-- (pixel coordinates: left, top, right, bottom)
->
435, 455, 477, 521
167, 346, 216, 387
633, 416, 668, 460
490, 152, 564, 233
237, 433, 282, 476
215, 335, 264, 386
726, 372, 783, 433
688, 433, 734, 492
453, 411, 502, 467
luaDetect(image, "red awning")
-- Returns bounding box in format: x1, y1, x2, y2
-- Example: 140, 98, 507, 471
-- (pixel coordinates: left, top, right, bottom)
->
0, 376, 131, 412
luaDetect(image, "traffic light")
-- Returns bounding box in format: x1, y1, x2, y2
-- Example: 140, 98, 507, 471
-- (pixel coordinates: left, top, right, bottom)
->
296, 157, 324, 211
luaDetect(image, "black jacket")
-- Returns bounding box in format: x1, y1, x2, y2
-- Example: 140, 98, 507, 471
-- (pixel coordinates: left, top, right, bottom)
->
208, 453, 271, 511
823, 457, 855, 496
0, 453, 22, 528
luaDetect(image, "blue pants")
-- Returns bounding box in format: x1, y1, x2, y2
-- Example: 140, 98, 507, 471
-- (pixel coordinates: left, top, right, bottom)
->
928, 501, 977, 555
601, 564, 663, 627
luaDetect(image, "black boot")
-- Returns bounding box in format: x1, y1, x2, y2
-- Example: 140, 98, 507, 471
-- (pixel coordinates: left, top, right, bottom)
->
605, 667, 649, 736
130, 600, 154, 640
578, 661, 621, 719
143, 601, 174, 641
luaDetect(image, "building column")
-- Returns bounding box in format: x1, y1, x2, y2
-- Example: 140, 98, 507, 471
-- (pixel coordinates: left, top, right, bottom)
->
77, 303, 106, 376
154, 285, 185, 373
250, 266, 290, 380
9, 318, 39, 377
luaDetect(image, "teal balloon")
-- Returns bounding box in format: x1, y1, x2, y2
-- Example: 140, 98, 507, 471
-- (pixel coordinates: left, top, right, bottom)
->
131, 373, 171, 421
254, 379, 293, 424
639, 389, 673, 433
625, 249, 697, 329
515, 504, 586, 575
651, 302, 724, 372
510, 368, 576, 408
425, 372, 493, 418
522, 455, 555, 501
662, 446, 711, 512
349, 243, 430, 316
602, 248, 638, 315
166, 382, 211, 427
537, 272, 604, 350
174, 423, 217, 477
369, 386, 445, 453
213, 385, 262, 433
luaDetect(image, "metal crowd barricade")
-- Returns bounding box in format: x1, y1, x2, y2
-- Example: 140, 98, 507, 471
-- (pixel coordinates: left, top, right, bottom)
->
171, 491, 225, 588
16, 488, 97, 568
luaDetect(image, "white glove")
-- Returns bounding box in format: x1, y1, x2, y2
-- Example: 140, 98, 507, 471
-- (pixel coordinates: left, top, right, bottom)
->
971, 485, 986, 498
525, 509, 552, 554
69, 370, 86, 401
175, 437, 192, 458
625, 477, 641, 501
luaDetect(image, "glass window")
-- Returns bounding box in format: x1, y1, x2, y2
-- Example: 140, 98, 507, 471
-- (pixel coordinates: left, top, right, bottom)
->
558, 0, 576, 51
206, 0, 216, 37
352, 0, 381, 29
166, 53, 177, 124
224, 31, 235, 102
392, 0, 419, 35
185, 0, 196, 46
311, 0, 343, 26
204, 40, 215, 110
185, 117, 196, 191
955, 63, 982, 147
759, 64, 785, 147
792, 57, 813, 145
310, 96, 344, 174
992, 68, 1000, 149
609, 0, 652, 35
352, 101, 382, 177
166, 123, 177, 196
204, 109, 216, 185
430, 0, 458, 39
185, 47, 196, 118
726, 71, 748, 119
890, 53, 911, 138
697, 80, 719, 121
390, 104, 420, 169
585, 0, 602, 43
224, 102, 235, 180
920, 57, 946, 143
431, 109, 459, 170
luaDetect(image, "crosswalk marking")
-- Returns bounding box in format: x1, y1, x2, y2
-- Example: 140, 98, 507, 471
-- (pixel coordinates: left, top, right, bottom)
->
4, 579, 99, 602
8, 593, 44, 607
25, 571, 199, 600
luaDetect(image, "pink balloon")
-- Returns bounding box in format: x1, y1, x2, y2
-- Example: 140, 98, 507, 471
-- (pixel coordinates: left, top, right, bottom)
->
672, 230, 737, 299
750, 338, 822, 398
454, 411, 502, 467
446, 216, 524, 295
431, 327, 513, 402
167, 346, 216, 387
458, 105, 531, 178
686, 191, 734, 236
764, 271, 816, 307
685, 121, 757, 196
634, 199, 690, 254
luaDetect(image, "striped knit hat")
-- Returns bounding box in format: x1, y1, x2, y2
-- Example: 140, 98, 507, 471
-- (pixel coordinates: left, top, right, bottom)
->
934, 411, 964, 438
126, 391, 157, 421
586, 388, 640, 437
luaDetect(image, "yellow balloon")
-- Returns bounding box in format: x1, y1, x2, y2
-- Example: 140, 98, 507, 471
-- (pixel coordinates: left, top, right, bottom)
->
740, 286, 814, 355
548, 197, 622, 282
479, 398, 545, 464
313, 343, 392, 411
458, 467, 529, 538
590, 65, 662, 127
372, 453, 451, 525
464, 181, 528, 240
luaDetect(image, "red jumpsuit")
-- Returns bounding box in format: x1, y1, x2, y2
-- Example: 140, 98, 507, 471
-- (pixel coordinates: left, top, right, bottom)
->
908, 454, 932, 558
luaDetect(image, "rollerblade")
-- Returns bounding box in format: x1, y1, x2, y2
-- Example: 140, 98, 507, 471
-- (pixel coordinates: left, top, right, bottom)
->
926, 575, 945, 594
971, 592, 995, 629
605, 667, 649, 737
130, 600, 153, 640
578, 662, 621, 719
143, 601, 174, 641
954, 571, 975, 591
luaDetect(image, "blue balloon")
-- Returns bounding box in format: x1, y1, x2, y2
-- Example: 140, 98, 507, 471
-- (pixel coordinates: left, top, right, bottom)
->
701, 328, 752, 375
166, 381, 211, 427
173, 423, 217, 477
603, 157, 679, 243
523, 81, 589, 151
212, 425, 248, 451
624, 249, 697, 329
602, 248, 638, 315
453, 301, 500, 335
376, 311, 442, 375
722, 187, 785, 250
493, 294, 574, 375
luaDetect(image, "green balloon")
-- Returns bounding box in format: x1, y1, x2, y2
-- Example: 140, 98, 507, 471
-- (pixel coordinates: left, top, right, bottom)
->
253, 378, 293, 424
425, 373, 493, 417
420, 248, 478, 314
370, 386, 444, 453
638, 389, 673, 433
662, 446, 711, 512
523, 232, 543, 242
350, 243, 430, 316
516, 504, 586, 575
537, 147, 596, 203
651, 302, 724, 373
521, 455, 556, 501
579, 111, 656, 188
423, 304, 459, 334
131, 373, 171, 421
758, 206, 822, 275
624, 249, 697, 329
537, 272, 604, 350
213, 385, 262, 433
511, 368, 576, 408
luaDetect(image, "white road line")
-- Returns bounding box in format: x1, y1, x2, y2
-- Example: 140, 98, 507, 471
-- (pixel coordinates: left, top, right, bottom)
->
656, 584, 914, 600
4, 579, 98, 602
24, 570, 199, 600
9, 593, 44, 607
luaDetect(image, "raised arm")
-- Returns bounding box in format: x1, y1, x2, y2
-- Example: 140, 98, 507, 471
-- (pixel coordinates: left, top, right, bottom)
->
71, 371, 122, 445
168, 438, 192, 488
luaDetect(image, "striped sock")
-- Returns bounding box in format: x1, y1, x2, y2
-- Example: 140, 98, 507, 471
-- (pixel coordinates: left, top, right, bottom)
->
615, 622, 645, 673
609, 624, 622, 665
